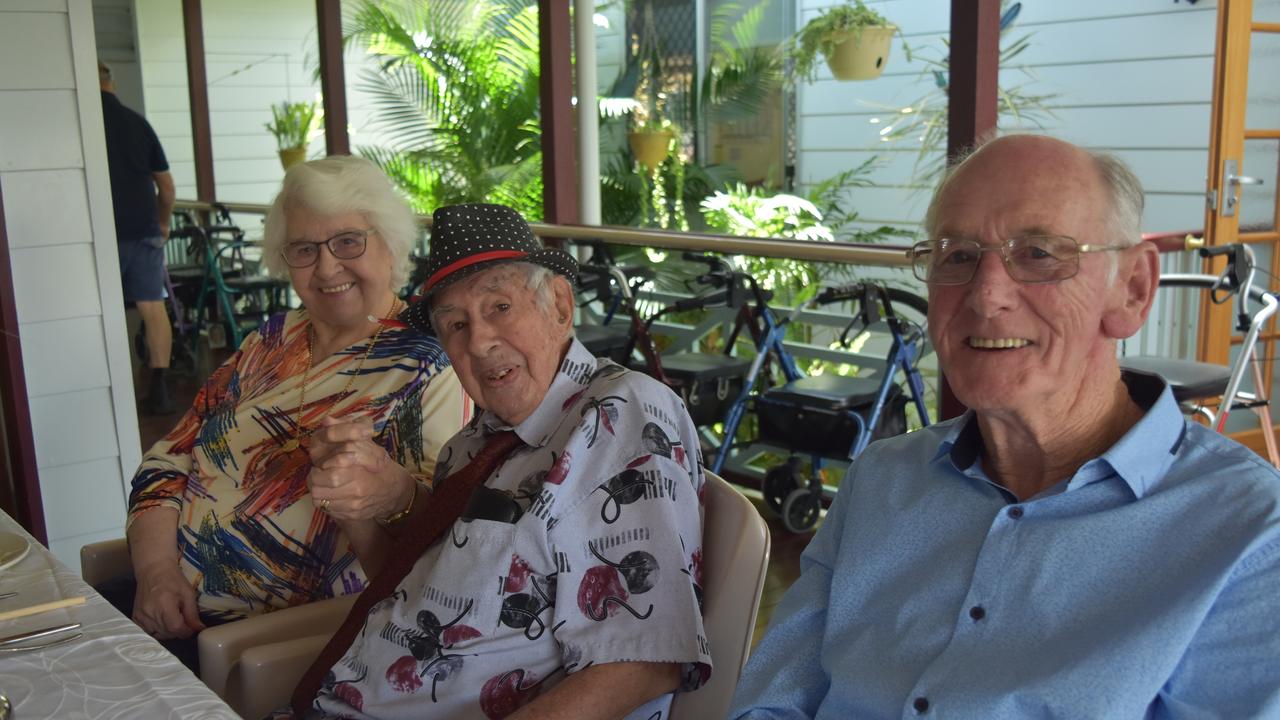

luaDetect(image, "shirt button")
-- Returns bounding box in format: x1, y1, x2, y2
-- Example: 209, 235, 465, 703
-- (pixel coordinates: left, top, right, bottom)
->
1008, 506, 1024, 519
969, 605, 986, 621
913, 697, 930, 714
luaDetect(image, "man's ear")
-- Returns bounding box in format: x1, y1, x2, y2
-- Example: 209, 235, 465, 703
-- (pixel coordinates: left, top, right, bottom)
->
550, 275, 575, 331
1102, 242, 1159, 339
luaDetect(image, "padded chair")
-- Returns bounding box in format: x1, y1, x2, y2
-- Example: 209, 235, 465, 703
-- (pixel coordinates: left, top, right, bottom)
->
670, 469, 771, 719
1119, 269, 1280, 466
81, 471, 771, 720
79, 538, 355, 717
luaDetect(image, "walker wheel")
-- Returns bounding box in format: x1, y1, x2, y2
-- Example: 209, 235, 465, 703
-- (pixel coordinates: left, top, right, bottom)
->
781, 487, 822, 534
763, 458, 802, 513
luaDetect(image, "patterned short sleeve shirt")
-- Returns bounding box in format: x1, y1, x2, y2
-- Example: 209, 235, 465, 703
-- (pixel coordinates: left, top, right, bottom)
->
313, 339, 711, 719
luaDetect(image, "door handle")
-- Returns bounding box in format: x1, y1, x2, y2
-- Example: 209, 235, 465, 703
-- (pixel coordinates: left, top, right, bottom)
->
1216, 159, 1263, 217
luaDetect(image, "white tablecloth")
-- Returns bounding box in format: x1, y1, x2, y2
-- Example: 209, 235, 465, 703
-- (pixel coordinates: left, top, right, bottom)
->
0, 513, 239, 719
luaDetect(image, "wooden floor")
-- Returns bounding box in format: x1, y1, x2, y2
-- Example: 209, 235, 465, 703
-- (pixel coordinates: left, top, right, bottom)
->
134, 361, 812, 649
749, 501, 810, 648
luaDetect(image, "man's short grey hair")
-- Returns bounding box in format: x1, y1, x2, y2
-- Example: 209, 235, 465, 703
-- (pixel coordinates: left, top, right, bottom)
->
262, 155, 418, 290
922, 135, 1145, 249
514, 262, 575, 338
1091, 151, 1145, 248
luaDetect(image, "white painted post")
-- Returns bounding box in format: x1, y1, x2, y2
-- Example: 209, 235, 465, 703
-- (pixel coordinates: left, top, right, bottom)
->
574, 0, 601, 225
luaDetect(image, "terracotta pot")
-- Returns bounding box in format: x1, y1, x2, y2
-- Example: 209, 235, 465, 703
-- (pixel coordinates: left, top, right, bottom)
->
628, 130, 673, 173
278, 146, 307, 170
824, 25, 895, 81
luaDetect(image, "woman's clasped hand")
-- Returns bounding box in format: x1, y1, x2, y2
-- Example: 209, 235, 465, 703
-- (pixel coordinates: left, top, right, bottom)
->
306, 416, 416, 522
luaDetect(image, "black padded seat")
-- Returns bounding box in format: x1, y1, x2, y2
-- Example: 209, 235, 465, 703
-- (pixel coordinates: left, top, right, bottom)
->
166, 264, 205, 282
223, 276, 289, 292
652, 352, 752, 381
1119, 356, 1231, 403
630, 352, 751, 426
757, 373, 909, 456
576, 323, 630, 361
762, 373, 885, 410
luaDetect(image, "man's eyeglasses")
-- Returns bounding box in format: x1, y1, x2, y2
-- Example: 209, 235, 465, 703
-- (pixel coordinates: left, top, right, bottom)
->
281, 229, 373, 268
907, 235, 1128, 286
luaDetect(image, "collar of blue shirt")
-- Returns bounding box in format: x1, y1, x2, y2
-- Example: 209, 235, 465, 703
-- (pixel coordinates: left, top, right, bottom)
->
935, 371, 1186, 501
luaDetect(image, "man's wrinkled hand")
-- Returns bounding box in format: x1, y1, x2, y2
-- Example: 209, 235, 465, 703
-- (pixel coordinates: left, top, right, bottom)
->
307, 416, 410, 521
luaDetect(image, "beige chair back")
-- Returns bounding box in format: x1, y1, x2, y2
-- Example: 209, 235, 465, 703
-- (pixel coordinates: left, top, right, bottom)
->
669, 469, 771, 720
80, 537, 131, 587
77, 535, 355, 713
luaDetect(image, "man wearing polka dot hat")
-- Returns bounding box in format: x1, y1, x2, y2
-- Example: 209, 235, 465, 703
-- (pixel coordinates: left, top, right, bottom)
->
303, 203, 712, 720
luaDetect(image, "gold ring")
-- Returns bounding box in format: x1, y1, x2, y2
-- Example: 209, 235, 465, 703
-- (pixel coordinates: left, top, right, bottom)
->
319, 498, 331, 513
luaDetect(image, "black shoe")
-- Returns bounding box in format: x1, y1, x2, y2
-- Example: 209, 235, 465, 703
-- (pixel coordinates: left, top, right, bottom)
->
143, 369, 177, 415
141, 393, 177, 416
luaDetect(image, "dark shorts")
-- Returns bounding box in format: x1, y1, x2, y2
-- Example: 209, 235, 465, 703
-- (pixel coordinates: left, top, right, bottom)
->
119, 237, 168, 303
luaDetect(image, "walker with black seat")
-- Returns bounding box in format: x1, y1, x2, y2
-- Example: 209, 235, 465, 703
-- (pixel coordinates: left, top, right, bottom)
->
572, 240, 654, 365
625, 253, 761, 430
701, 271, 933, 533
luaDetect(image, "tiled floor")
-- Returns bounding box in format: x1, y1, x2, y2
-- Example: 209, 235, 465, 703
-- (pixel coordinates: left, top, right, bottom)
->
134, 361, 813, 650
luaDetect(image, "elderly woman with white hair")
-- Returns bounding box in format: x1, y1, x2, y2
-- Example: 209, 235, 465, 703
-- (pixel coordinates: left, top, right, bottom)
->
107, 155, 469, 673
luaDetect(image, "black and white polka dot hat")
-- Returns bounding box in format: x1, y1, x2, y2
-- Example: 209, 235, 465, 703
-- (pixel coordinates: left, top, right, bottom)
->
398, 203, 578, 333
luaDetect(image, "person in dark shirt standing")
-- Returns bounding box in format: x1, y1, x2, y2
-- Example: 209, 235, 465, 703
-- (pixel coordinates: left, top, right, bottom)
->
100, 61, 177, 414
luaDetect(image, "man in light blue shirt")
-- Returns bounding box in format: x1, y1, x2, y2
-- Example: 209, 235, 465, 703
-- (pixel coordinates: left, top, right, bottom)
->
731, 135, 1280, 718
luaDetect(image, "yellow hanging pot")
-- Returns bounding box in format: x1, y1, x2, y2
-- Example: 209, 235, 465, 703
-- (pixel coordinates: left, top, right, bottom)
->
628, 130, 673, 173
824, 25, 895, 81
278, 145, 307, 170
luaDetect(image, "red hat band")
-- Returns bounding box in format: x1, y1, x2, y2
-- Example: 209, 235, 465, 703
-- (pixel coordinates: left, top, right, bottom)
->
423, 250, 530, 292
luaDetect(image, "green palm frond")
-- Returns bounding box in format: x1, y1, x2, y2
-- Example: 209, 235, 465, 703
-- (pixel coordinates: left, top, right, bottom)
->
346, 0, 545, 219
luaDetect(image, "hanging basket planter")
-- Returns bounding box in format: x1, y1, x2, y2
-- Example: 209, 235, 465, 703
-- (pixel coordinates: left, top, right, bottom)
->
628, 130, 673, 173
278, 146, 307, 170
824, 25, 896, 81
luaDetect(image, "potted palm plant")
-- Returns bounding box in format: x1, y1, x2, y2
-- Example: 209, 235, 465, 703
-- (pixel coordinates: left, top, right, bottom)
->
265, 101, 321, 170
789, 0, 897, 82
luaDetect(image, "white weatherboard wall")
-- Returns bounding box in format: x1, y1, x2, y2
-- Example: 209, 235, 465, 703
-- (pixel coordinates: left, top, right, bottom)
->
797, 0, 1231, 235
133, 0, 449, 209
130, 0, 630, 212
0, 0, 141, 574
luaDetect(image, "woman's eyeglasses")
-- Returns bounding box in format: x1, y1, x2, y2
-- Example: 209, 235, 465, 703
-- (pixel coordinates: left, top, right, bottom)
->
907, 235, 1127, 286
281, 229, 373, 268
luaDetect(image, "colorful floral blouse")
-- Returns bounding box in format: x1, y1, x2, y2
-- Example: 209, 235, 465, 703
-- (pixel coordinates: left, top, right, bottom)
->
128, 310, 470, 621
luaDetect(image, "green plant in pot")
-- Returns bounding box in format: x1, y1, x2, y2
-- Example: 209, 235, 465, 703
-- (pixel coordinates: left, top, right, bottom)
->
265, 101, 321, 170
788, 0, 897, 82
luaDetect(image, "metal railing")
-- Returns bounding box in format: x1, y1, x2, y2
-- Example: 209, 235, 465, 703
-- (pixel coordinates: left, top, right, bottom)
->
173, 200, 915, 268
175, 198, 931, 483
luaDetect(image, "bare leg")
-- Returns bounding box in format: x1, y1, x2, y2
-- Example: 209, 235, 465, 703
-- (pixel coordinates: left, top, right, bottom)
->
125, 307, 145, 388
136, 300, 171, 370
136, 300, 175, 414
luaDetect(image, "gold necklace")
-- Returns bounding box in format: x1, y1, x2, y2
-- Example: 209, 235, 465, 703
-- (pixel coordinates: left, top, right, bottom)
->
281, 297, 401, 453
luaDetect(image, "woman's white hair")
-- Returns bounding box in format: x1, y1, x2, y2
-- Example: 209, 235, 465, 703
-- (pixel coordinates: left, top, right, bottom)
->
262, 155, 418, 290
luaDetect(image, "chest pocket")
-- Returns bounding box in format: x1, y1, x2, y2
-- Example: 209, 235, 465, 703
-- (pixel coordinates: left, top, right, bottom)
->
432, 517, 518, 639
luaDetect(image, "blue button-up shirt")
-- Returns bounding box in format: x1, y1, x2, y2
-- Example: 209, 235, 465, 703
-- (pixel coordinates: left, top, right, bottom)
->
731, 374, 1280, 718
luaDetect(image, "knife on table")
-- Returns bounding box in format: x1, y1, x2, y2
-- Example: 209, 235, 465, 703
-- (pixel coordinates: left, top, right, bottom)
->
0, 622, 81, 647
